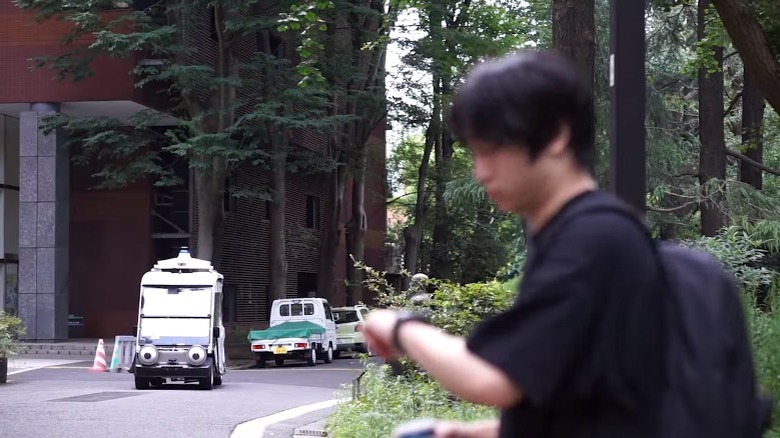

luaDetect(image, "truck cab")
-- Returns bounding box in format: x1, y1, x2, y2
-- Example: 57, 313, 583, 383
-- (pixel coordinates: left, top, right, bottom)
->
132, 248, 226, 390
248, 298, 337, 367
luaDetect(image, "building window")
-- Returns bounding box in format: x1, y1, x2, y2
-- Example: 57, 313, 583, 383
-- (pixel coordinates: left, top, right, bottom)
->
264, 200, 271, 221
306, 196, 320, 230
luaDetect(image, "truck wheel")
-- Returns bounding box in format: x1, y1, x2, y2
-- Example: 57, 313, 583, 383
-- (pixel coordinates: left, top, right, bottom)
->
255, 359, 266, 368
199, 365, 214, 390
333, 350, 341, 359
324, 344, 333, 364
307, 348, 316, 366
134, 375, 150, 390
275, 358, 285, 367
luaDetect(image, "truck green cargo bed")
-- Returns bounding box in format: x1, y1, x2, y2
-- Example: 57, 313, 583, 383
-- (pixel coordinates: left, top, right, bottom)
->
247, 320, 326, 341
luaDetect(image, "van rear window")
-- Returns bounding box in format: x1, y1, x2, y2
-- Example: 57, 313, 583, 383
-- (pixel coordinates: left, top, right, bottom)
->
279, 303, 315, 316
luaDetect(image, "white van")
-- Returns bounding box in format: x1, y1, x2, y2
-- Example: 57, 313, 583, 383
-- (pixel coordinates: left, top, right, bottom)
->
132, 248, 226, 390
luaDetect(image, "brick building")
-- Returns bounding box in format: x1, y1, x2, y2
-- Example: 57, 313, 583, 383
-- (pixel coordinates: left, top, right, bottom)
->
0, 3, 387, 340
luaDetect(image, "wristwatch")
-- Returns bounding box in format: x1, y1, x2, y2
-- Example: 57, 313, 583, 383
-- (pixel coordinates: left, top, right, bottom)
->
392, 310, 430, 355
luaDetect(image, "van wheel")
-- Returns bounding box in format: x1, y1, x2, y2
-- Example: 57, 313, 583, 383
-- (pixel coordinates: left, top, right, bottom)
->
214, 374, 222, 386
324, 344, 333, 364
199, 365, 214, 390
307, 348, 316, 366
134, 375, 150, 390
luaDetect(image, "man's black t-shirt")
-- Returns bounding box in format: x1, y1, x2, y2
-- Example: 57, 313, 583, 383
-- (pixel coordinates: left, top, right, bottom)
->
467, 190, 666, 437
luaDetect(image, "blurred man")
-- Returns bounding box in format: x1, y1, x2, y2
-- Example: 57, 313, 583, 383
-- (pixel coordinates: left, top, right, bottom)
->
363, 50, 666, 437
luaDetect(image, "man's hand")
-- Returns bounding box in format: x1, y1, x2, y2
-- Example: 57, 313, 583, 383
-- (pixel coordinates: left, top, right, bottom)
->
433, 419, 500, 438
361, 309, 402, 359
364, 309, 522, 408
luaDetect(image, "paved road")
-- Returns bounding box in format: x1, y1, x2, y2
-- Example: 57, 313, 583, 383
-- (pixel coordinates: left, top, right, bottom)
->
1, 354, 370, 438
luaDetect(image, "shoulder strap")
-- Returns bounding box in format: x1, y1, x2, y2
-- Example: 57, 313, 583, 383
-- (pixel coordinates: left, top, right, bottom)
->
537, 194, 670, 286
540, 194, 655, 250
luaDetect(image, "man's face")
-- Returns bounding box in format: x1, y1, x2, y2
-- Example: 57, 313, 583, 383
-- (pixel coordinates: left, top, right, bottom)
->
469, 140, 547, 215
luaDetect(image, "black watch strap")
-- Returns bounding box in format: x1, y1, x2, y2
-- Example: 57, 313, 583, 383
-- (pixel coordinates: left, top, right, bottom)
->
392, 311, 430, 355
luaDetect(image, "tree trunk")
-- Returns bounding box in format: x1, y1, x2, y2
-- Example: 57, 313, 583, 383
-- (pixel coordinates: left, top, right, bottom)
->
711, 0, 780, 114
191, 4, 235, 266
740, 66, 765, 190
317, 157, 346, 302
698, 0, 727, 237
346, 151, 367, 305
461, 197, 495, 284
552, 0, 596, 166
429, 131, 454, 280
402, 125, 434, 289
268, 139, 287, 303
193, 165, 226, 263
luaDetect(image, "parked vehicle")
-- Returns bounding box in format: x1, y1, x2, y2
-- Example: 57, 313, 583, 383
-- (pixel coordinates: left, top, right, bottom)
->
248, 298, 337, 367
132, 248, 226, 390
333, 305, 372, 358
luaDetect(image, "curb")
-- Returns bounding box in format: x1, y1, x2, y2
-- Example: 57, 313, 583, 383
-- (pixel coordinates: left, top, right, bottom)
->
227, 360, 256, 371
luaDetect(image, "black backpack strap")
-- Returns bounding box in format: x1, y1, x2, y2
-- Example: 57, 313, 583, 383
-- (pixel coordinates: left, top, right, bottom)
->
538, 194, 657, 255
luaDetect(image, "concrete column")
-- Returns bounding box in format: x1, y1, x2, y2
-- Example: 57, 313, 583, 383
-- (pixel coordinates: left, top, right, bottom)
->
19, 103, 69, 341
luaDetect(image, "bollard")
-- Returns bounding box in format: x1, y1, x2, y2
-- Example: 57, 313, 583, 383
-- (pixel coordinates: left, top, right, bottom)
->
109, 336, 137, 373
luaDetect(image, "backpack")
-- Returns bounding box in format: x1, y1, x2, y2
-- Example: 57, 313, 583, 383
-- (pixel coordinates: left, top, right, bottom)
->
548, 194, 773, 437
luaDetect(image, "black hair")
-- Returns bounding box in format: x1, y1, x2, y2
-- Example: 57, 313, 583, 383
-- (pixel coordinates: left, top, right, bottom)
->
448, 50, 594, 168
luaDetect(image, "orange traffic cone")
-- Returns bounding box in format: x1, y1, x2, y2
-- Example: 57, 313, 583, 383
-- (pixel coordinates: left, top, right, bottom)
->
90, 338, 108, 372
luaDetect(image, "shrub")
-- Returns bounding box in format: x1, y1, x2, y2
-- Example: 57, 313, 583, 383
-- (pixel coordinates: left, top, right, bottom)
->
326, 361, 496, 438
335, 228, 780, 436
0, 311, 26, 357
682, 226, 773, 293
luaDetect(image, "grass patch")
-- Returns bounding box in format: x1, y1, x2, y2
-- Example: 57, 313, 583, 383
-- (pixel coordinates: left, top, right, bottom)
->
327, 361, 496, 437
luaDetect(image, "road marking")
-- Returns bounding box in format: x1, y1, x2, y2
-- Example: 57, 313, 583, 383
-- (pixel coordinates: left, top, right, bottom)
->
8, 359, 85, 375
230, 399, 339, 438
47, 366, 90, 369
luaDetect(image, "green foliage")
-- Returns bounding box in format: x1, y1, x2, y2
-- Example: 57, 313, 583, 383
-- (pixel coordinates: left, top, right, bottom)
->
681, 3, 728, 76
387, 134, 521, 284
0, 312, 26, 358
426, 280, 516, 336
744, 289, 780, 438
359, 261, 517, 337
13, 0, 343, 198
327, 361, 496, 437
331, 264, 511, 436
683, 226, 773, 292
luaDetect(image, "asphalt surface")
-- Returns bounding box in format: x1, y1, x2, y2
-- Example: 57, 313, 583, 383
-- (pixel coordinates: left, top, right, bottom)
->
1, 354, 370, 438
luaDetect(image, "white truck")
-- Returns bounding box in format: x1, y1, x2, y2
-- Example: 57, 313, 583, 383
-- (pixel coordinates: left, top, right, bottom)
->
247, 298, 337, 367
132, 248, 227, 390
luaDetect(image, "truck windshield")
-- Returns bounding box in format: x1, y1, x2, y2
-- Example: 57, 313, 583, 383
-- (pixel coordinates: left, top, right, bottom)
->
139, 287, 212, 346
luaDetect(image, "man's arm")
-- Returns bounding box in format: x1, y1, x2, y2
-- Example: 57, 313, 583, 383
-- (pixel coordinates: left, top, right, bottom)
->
362, 311, 522, 408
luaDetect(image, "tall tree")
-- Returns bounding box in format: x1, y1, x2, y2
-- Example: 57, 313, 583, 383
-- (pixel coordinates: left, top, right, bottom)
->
697, 0, 727, 236
740, 67, 766, 190
310, 0, 389, 304
712, 0, 780, 113
552, 0, 596, 160
395, 0, 528, 283
15, 0, 337, 279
